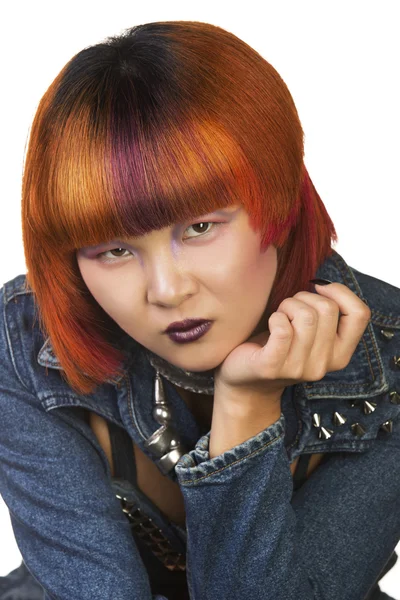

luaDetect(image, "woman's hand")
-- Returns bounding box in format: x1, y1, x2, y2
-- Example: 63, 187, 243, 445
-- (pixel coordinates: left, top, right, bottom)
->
214, 282, 372, 406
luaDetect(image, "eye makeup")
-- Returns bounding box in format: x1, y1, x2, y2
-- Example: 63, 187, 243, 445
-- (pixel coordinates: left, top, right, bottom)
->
79, 205, 241, 259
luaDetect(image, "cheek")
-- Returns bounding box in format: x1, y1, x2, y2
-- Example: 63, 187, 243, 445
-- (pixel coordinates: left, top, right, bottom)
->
227, 242, 276, 283
79, 270, 138, 321
196, 248, 275, 311
236, 246, 278, 301
193, 236, 256, 284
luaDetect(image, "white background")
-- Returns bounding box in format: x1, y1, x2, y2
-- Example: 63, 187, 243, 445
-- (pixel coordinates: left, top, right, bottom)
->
0, 0, 399, 596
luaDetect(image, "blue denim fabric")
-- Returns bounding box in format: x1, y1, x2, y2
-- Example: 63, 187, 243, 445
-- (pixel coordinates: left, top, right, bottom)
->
1, 249, 400, 599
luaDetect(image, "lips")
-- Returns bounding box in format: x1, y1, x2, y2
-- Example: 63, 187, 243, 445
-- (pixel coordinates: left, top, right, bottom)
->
165, 318, 211, 333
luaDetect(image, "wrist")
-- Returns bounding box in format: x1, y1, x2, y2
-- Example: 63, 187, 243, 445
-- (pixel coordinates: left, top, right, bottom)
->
209, 384, 283, 458
214, 380, 283, 419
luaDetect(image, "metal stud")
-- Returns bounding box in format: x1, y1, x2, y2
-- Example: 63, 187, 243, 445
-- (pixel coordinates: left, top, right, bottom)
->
389, 391, 400, 405
390, 356, 400, 371
363, 400, 377, 414
319, 426, 335, 440
144, 372, 189, 473
351, 423, 367, 437
379, 420, 393, 434
348, 399, 378, 413
312, 413, 334, 440
312, 413, 321, 428
348, 398, 361, 408
380, 328, 395, 341
153, 372, 172, 424
333, 411, 347, 426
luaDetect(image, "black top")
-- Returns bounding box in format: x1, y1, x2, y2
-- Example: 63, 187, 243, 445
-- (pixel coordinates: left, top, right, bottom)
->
292, 453, 312, 492
107, 420, 189, 600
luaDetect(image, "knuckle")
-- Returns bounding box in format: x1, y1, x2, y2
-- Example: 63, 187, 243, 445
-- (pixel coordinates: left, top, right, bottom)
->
278, 297, 292, 311
269, 313, 292, 336
316, 298, 338, 317
304, 356, 329, 380
351, 296, 371, 321
333, 355, 352, 371
310, 366, 328, 381
269, 311, 285, 323
353, 308, 371, 325
293, 291, 310, 301
362, 305, 372, 321
262, 364, 279, 379
295, 292, 338, 317
274, 326, 292, 340
290, 362, 304, 379
299, 305, 317, 326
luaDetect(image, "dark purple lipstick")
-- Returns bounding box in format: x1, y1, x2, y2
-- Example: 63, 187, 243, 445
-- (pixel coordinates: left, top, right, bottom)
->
165, 318, 213, 344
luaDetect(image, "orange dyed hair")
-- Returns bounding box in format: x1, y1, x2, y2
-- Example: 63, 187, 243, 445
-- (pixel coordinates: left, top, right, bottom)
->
21, 21, 337, 395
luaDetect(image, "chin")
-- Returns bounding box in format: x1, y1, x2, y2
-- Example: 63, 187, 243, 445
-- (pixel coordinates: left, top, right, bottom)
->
168, 348, 228, 373
165, 357, 217, 373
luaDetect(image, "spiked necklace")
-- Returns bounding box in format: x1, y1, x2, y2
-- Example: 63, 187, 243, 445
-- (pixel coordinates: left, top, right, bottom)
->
142, 348, 215, 475
145, 348, 215, 395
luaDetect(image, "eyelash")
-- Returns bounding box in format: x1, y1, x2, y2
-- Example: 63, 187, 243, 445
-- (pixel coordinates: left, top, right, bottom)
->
96, 221, 221, 264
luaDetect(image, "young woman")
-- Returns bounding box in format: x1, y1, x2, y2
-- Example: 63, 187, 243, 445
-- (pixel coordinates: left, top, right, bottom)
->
1, 20, 399, 600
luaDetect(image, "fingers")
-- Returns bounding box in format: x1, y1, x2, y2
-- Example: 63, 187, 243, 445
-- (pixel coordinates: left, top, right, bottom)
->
257, 311, 295, 377
262, 283, 371, 382
290, 291, 340, 377
273, 298, 321, 378
309, 282, 371, 370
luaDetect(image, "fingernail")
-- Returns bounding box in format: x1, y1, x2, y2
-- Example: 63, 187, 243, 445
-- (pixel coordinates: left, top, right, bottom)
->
309, 278, 333, 286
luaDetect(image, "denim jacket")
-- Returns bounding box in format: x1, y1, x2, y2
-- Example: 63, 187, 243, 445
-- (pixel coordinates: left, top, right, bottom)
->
1, 248, 400, 600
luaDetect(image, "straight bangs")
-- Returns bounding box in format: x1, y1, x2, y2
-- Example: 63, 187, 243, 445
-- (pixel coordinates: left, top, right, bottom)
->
27, 77, 268, 254
21, 21, 337, 395
24, 35, 300, 256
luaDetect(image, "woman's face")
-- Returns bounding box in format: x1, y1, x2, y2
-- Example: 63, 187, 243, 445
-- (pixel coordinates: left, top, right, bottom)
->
76, 204, 277, 372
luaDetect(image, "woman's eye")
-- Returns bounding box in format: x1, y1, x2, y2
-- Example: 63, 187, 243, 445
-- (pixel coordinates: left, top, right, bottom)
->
97, 248, 131, 263
96, 221, 219, 263
183, 221, 217, 239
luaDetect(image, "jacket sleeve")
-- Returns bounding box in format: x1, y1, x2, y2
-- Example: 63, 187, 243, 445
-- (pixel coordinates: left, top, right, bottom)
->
175, 415, 321, 599
175, 412, 400, 600
0, 292, 167, 600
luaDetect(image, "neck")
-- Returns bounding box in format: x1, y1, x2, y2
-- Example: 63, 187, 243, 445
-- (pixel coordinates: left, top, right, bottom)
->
172, 384, 214, 433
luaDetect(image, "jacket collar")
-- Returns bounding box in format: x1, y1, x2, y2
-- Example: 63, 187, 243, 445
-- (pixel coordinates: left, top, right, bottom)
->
37, 338, 126, 386
36, 249, 390, 400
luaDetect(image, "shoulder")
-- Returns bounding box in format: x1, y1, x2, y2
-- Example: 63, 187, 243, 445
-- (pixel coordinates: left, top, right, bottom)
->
349, 263, 400, 389
1, 272, 45, 395
0, 274, 125, 417
311, 251, 400, 400
350, 265, 400, 328
319, 250, 400, 330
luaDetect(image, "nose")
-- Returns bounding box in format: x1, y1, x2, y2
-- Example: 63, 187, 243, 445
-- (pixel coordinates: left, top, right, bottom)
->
146, 251, 195, 307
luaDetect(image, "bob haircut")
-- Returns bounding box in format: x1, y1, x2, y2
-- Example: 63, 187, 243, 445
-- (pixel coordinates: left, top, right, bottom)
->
21, 20, 337, 396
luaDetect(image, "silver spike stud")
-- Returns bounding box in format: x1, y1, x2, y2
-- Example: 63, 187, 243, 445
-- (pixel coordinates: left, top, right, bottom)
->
389, 391, 400, 405
391, 356, 400, 370
379, 420, 393, 434
351, 423, 367, 437
333, 412, 347, 426
312, 413, 334, 440
348, 398, 361, 408
144, 372, 189, 474
380, 328, 395, 341
348, 398, 378, 413
319, 427, 335, 440
312, 413, 321, 428
152, 372, 172, 425
363, 401, 377, 414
